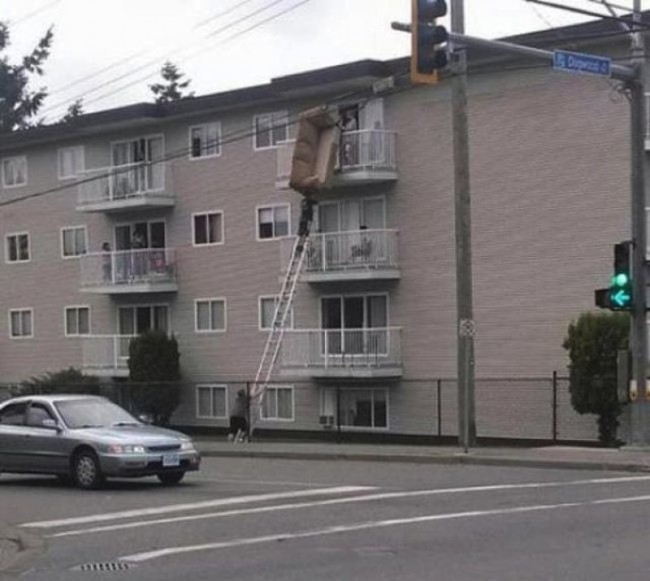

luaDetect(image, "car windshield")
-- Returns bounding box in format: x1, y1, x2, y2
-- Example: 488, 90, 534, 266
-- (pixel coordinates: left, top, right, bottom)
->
54, 399, 139, 429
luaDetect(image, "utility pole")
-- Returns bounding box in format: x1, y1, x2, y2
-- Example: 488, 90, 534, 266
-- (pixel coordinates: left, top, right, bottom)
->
451, 0, 476, 451
627, 0, 649, 445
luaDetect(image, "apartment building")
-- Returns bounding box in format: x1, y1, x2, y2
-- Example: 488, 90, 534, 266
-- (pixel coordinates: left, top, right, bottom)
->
0, 17, 637, 439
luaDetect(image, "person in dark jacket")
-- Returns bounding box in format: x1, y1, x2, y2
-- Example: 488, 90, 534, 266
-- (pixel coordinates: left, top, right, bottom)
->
228, 389, 249, 443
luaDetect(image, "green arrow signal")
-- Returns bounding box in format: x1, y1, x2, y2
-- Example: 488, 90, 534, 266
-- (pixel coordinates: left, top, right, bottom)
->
611, 288, 631, 307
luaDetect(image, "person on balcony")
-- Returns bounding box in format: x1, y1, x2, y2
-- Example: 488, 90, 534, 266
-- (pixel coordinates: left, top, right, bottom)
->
101, 242, 112, 283
340, 109, 358, 167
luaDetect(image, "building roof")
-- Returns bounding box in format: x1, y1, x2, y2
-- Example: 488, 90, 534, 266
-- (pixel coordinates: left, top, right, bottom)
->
0, 11, 642, 152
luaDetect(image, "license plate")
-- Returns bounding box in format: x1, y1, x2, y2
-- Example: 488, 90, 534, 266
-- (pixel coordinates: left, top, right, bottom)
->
162, 453, 180, 467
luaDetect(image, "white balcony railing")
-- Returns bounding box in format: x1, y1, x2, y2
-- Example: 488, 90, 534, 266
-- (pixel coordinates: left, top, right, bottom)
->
81, 334, 134, 374
339, 129, 397, 171
77, 162, 169, 207
281, 328, 402, 371
80, 249, 177, 289
276, 129, 397, 185
308, 229, 399, 273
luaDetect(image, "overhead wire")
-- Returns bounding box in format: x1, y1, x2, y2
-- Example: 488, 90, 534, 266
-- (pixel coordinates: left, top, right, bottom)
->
41, 0, 310, 120
9, 0, 63, 26
48, 0, 261, 96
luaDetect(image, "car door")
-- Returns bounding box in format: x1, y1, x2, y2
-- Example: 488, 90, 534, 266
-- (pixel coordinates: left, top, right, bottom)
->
0, 401, 29, 471
22, 402, 68, 474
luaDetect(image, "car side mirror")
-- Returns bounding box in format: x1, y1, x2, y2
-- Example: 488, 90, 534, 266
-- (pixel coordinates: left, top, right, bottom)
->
138, 414, 153, 425
42, 418, 61, 432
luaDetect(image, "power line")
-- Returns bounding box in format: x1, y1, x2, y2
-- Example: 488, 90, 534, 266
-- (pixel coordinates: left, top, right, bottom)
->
41, 0, 304, 119
66, 0, 315, 117
48, 0, 261, 96
10, 0, 63, 26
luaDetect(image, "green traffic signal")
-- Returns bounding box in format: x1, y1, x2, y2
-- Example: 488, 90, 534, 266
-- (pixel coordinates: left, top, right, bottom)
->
612, 272, 629, 287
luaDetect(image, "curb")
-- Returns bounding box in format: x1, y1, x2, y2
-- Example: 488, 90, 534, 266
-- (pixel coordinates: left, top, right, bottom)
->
0, 526, 45, 576
198, 448, 650, 473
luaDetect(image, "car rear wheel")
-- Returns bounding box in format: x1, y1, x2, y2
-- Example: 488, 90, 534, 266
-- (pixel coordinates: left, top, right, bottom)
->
72, 450, 104, 490
157, 471, 185, 486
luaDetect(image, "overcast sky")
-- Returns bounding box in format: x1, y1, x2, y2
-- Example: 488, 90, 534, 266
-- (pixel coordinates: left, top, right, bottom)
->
1, 0, 638, 123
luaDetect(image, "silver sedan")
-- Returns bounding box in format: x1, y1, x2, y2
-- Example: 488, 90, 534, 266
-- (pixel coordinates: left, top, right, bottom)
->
0, 394, 201, 489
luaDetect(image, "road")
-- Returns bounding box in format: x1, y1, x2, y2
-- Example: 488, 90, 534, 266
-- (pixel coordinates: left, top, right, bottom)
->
3, 457, 650, 580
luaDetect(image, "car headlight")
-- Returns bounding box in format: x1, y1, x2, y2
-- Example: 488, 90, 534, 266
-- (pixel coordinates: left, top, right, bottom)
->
108, 444, 146, 455
180, 440, 195, 451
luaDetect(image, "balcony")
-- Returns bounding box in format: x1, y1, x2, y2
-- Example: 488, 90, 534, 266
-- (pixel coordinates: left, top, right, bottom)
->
81, 335, 133, 377
80, 249, 178, 294
282, 229, 400, 282
280, 328, 403, 378
76, 162, 174, 212
276, 129, 398, 189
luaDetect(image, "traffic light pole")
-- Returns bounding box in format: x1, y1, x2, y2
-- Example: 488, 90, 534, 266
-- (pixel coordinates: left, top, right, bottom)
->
627, 0, 649, 445
450, 0, 476, 451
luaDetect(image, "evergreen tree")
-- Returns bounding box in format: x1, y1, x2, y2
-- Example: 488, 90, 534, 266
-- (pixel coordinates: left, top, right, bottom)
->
563, 312, 629, 446
0, 21, 54, 133
61, 98, 83, 122
149, 61, 193, 104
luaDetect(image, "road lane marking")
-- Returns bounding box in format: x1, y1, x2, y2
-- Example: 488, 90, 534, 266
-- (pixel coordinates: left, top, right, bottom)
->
20, 486, 376, 529
49, 475, 650, 538
120, 493, 650, 563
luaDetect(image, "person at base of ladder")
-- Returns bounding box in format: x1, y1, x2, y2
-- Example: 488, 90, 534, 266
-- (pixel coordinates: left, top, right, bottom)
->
228, 389, 249, 443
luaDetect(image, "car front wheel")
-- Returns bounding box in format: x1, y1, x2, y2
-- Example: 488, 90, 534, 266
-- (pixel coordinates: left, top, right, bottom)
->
72, 450, 104, 490
157, 471, 185, 486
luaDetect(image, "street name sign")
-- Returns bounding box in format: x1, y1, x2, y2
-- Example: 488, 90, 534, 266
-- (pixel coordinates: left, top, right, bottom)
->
553, 50, 611, 77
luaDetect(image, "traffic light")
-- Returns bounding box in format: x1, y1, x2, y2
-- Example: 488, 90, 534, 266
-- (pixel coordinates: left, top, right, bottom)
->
594, 241, 632, 311
610, 241, 632, 309
411, 0, 449, 85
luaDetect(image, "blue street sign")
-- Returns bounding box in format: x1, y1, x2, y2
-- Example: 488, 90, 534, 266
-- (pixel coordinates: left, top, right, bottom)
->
553, 50, 611, 77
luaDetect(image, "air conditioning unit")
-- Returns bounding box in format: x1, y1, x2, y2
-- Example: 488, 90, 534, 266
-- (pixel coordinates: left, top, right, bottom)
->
319, 415, 335, 428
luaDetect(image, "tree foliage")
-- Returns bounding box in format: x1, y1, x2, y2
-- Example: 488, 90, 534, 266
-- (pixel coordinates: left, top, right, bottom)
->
149, 61, 193, 104
0, 21, 54, 133
18, 367, 100, 395
563, 312, 629, 446
128, 331, 181, 425
61, 98, 83, 122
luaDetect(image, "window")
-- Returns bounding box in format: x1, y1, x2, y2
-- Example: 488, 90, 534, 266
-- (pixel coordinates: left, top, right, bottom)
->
0, 402, 27, 425
9, 309, 33, 338
195, 299, 226, 332
261, 385, 294, 421
257, 204, 289, 240
259, 296, 293, 330
6, 233, 30, 263
65, 306, 90, 336
193, 212, 224, 246
196, 385, 228, 419
58, 146, 85, 179
26, 403, 55, 427
2, 156, 27, 188
254, 111, 288, 150
324, 388, 388, 429
61, 226, 87, 258
189, 123, 221, 159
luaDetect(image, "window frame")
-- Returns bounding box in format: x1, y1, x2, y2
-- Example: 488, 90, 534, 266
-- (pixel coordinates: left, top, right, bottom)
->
192, 211, 225, 247
258, 295, 294, 331
188, 122, 222, 160
1, 156, 28, 188
57, 146, 85, 180
260, 384, 294, 422
9, 308, 33, 339
5, 232, 31, 264
64, 305, 91, 337
321, 387, 389, 430
60, 225, 88, 259
253, 111, 289, 151
194, 298, 227, 333
195, 384, 229, 419
256, 203, 291, 241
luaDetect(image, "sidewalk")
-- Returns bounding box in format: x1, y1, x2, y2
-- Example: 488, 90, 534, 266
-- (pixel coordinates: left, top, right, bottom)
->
195, 438, 650, 473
